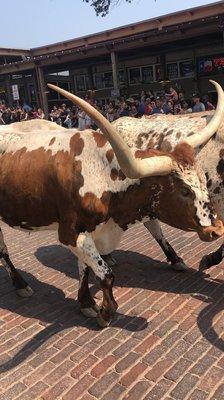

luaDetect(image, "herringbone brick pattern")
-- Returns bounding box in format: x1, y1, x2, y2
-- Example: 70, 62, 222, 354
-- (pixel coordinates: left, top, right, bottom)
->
0, 221, 224, 399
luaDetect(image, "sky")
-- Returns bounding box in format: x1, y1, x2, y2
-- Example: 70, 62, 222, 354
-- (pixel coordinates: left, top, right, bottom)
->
0, 0, 221, 49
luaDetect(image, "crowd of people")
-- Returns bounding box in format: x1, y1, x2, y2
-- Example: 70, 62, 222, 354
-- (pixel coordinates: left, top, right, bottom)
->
0, 86, 215, 130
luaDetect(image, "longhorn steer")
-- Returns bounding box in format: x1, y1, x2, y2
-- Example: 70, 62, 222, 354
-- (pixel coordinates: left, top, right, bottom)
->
0, 82, 223, 327
109, 89, 224, 271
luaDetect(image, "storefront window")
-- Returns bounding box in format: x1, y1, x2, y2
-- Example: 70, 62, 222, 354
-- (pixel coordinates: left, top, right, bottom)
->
142, 66, 154, 83
85, 76, 91, 90
129, 68, 141, 84
104, 72, 113, 88
28, 84, 36, 102
75, 75, 86, 91
0, 87, 6, 102
198, 55, 224, 76
118, 70, 125, 85
94, 73, 104, 89
49, 70, 69, 77
179, 60, 194, 77
155, 65, 162, 81
19, 86, 26, 102
167, 63, 179, 79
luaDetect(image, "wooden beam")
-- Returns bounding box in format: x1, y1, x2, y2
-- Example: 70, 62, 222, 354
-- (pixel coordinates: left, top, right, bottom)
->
35, 66, 49, 118
111, 51, 119, 93
0, 48, 30, 56
0, 20, 220, 75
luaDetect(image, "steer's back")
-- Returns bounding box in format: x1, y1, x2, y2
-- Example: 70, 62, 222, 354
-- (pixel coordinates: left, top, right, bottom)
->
112, 113, 213, 152
0, 126, 136, 244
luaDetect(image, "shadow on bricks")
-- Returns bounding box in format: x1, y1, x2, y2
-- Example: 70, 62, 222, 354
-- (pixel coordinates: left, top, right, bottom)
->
1, 244, 224, 373
0, 247, 147, 373
36, 244, 224, 353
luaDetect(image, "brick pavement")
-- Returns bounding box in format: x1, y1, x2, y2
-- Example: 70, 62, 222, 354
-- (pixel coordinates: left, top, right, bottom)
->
0, 221, 224, 399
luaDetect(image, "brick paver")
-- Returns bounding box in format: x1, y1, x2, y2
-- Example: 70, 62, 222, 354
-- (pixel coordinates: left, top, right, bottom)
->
0, 221, 224, 399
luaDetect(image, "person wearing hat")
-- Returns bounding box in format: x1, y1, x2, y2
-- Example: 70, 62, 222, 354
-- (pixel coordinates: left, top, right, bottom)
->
192, 93, 205, 113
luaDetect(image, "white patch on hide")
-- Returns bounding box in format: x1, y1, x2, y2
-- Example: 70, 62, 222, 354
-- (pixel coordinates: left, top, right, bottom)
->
180, 166, 213, 227
91, 218, 124, 255
76, 130, 140, 198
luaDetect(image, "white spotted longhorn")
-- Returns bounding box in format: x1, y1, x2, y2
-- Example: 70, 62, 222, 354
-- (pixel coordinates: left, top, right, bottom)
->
0, 81, 223, 327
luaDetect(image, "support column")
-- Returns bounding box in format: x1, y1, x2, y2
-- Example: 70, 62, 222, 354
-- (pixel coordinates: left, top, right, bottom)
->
35, 65, 48, 118
5, 76, 13, 107
69, 69, 75, 93
159, 53, 166, 82
193, 49, 199, 94
110, 51, 119, 96
87, 66, 94, 90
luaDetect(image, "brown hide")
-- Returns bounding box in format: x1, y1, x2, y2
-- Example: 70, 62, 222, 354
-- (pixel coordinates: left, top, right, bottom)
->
135, 142, 195, 167
0, 130, 209, 247
0, 133, 88, 246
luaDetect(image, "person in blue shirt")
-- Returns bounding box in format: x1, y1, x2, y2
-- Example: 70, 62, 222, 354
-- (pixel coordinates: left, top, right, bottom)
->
151, 97, 172, 115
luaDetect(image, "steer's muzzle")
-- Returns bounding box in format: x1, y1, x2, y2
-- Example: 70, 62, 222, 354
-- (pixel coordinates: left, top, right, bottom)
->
197, 219, 224, 242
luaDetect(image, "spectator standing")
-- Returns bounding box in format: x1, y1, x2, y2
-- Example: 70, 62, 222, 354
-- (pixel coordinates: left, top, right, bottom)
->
169, 86, 178, 102
130, 103, 138, 117
179, 100, 192, 114
152, 97, 171, 115
138, 95, 146, 116
192, 93, 205, 112
106, 102, 116, 122
203, 95, 215, 111
37, 108, 45, 119
78, 109, 86, 130
144, 98, 152, 115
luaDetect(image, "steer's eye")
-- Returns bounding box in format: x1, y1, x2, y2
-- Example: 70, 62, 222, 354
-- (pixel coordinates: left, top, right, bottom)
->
182, 187, 191, 197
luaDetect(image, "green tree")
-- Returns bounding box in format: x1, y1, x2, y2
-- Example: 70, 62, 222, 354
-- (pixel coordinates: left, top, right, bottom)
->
83, 0, 133, 16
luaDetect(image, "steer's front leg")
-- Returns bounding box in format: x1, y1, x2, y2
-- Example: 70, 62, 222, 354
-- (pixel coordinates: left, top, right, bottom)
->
78, 261, 100, 318
71, 232, 118, 327
144, 219, 189, 271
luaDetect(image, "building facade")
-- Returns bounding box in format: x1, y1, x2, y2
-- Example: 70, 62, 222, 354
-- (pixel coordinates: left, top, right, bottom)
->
0, 1, 223, 115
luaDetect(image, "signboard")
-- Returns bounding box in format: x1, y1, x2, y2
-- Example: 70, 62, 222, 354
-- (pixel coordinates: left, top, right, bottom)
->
179, 60, 194, 78
197, 55, 224, 76
11, 84, 20, 100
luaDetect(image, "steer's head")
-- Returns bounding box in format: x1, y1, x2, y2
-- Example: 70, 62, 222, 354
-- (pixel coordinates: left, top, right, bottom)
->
47, 81, 224, 242
150, 143, 222, 241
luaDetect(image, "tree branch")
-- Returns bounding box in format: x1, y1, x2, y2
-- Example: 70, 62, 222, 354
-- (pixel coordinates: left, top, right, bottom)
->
83, 0, 133, 17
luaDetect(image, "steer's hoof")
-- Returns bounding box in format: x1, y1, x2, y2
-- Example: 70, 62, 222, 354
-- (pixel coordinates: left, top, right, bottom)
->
81, 304, 100, 318
97, 312, 111, 328
171, 261, 189, 271
199, 256, 211, 272
16, 285, 34, 298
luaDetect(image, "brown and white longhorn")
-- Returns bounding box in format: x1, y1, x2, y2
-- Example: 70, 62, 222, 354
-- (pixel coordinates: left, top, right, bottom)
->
0, 81, 223, 327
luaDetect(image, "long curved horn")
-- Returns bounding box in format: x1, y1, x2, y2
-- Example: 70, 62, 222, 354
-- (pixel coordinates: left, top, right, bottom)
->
185, 80, 224, 148
47, 83, 175, 178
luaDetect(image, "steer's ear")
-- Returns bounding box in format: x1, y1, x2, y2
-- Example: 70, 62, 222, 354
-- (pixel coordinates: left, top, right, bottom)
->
172, 142, 195, 167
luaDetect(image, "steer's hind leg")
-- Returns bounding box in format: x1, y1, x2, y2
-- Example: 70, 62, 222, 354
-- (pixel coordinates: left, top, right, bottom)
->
71, 232, 118, 328
144, 219, 189, 271
0, 228, 33, 297
199, 243, 224, 271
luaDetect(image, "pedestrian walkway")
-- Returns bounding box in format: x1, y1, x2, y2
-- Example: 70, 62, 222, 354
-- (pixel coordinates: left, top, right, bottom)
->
0, 222, 223, 400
